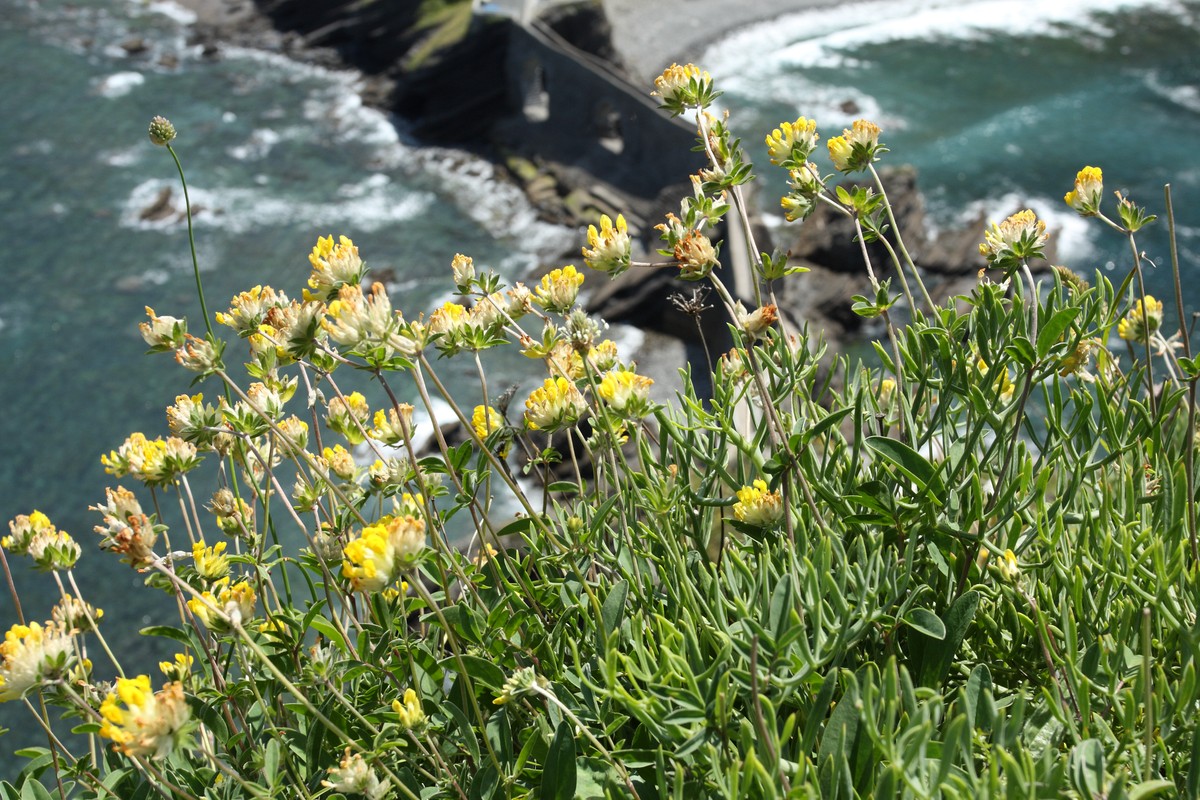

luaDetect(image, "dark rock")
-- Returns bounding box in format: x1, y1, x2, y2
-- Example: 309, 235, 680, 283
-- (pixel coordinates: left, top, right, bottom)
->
120, 37, 149, 55
139, 187, 175, 222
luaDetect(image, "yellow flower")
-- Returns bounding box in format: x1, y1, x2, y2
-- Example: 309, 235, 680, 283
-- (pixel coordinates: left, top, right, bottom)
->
534, 265, 585, 313
321, 444, 357, 481
342, 526, 396, 592
597, 370, 654, 418
473, 405, 504, 439
392, 688, 426, 730
158, 653, 194, 681
209, 488, 254, 538
674, 230, 719, 279
307, 235, 365, 301
996, 549, 1021, 582
766, 117, 819, 166
733, 480, 784, 528
325, 391, 371, 444
880, 378, 896, 400
0, 621, 73, 702
215, 285, 289, 335
978, 209, 1049, 271
1058, 337, 1101, 377
975, 356, 1015, 403
471, 291, 509, 331
383, 515, 426, 571
1064, 166, 1103, 216
370, 404, 414, 445
525, 377, 588, 432
26, 527, 81, 571
582, 214, 632, 276
187, 578, 256, 631
826, 119, 883, 172
99, 676, 191, 759
192, 540, 230, 581
1118, 295, 1163, 344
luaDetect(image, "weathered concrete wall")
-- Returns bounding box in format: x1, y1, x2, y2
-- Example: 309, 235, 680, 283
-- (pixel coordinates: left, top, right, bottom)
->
492, 20, 702, 201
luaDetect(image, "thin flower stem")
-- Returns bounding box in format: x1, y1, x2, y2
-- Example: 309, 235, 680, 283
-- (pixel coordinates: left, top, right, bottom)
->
869, 163, 935, 312
530, 685, 642, 800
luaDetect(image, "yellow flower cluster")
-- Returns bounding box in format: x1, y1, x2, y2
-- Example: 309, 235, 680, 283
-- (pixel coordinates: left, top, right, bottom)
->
733, 480, 784, 528
187, 577, 256, 631
765, 117, 819, 167
826, 119, 882, 173
597, 370, 654, 418
99, 675, 191, 759
534, 265, 585, 313
307, 234, 365, 301
582, 214, 631, 276
5, 510, 80, 570
0, 621, 74, 702
215, 285, 290, 335
91, 486, 159, 567
978, 209, 1049, 271
1117, 295, 1163, 344
393, 687, 426, 730
341, 514, 426, 593
525, 377, 588, 432
370, 404, 414, 445
101, 432, 201, 487
1064, 166, 1103, 217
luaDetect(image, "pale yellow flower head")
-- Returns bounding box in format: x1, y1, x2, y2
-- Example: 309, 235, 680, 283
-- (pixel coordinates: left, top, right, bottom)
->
535, 265, 586, 313
582, 214, 632, 276
598, 370, 654, 418
1064, 166, 1103, 216
174, 334, 223, 375
370, 404, 414, 445
215, 285, 289, 335
827, 119, 883, 172
322, 748, 391, 800
525, 377, 588, 432
393, 687, 427, 730
139, 306, 186, 350
325, 391, 371, 444
1118, 295, 1163, 344
978, 209, 1049, 271
52, 596, 103, 633
321, 444, 357, 482
192, 540, 230, 581
0, 621, 74, 702
158, 654, 194, 682
736, 302, 779, 340
307, 234, 365, 301
451, 252, 475, 289
651, 63, 713, 110
996, 549, 1021, 582
99, 675, 191, 759
733, 480, 784, 528
342, 524, 396, 593
3, 510, 55, 556
766, 117, 820, 166
187, 578, 256, 631
26, 527, 81, 571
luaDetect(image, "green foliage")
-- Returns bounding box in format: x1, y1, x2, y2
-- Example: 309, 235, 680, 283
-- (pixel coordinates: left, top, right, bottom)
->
4, 68, 1200, 800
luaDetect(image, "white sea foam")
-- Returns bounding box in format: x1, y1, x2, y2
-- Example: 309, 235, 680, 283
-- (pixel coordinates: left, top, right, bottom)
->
143, 0, 197, 25
706, 0, 1190, 75
227, 128, 285, 161
1143, 70, 1200, 114
94, 71, 144, 98
120, 177, 435, 234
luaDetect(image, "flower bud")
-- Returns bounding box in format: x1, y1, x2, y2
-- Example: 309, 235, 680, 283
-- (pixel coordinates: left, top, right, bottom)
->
147, 116, 176, 146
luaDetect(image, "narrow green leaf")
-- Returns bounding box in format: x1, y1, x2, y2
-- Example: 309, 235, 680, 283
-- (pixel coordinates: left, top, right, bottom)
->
866, 436, 942, 499
137, 625, 191, 645
601, 580, 629, 640
541, 720, 578, 800
1128, 780, 1179, 799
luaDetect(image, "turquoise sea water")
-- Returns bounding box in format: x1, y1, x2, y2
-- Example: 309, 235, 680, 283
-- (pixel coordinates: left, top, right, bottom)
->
2, 0, 1199, 764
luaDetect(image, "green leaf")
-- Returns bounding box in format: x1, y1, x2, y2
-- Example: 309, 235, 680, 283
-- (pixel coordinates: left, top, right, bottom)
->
1036, 307, 1080, 360
1128, 780, 1179, 799
904, 608, 946, 640
541, 720, 577, 800
137, 625, 191, 645
866, 436, 943, 499
442, 654, 506, 692
601, 580, 629, 641
18, 780, 53, 800
1070, 739, 1106, 798
917, 591, 980, 687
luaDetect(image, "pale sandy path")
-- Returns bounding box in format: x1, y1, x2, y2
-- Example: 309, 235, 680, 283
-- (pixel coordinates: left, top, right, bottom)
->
601, 0, 834, 85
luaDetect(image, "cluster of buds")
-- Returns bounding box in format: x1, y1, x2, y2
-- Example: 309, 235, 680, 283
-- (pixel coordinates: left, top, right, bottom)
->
325, 391, 371, 445
208, 488, 255, 538
765, 116, 820, 169
393, 687, 427, 731
4, 511, 81, 571
781, 162, 825, 222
